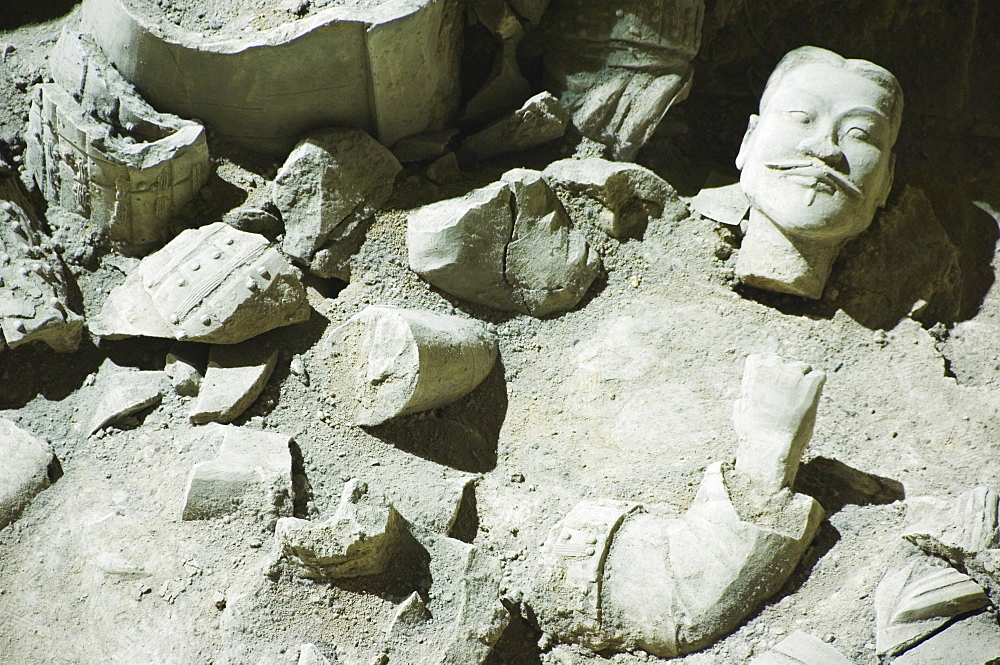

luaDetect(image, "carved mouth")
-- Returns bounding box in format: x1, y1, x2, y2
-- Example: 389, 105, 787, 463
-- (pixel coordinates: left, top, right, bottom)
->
765, 162, 862, 198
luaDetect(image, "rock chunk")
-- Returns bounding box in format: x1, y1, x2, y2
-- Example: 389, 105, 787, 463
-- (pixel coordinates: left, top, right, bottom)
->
874, 560, 990, 657
328, 306, 498, 427
222, 205, 283, 242
541, 0, 703, 160
190, 342, 277, 424
0, 198, 83, 352
749, 631, 853, 665
392, 129, 458, 163
543, 157, 684, 238
385, 526, 509, 665
0, 419, 56, 530
273, 128, 401, 280
272, 479, 406, 580
461, 92, 569, 161
181, 424, 293, 520
92, 222, 310, 344
389, 475, 476, 538
86, 363, 167, 434
408, 169, 599, 316
28, 31, 209, 255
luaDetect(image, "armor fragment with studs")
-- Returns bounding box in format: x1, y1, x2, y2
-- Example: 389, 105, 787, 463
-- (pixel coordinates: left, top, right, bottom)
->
137, 222, 307, 342
533, 498, 639, 649
0, 199, 82, 352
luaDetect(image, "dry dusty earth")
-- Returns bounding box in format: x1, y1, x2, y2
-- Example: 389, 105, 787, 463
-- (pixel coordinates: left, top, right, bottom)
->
1, 2, 1000, 664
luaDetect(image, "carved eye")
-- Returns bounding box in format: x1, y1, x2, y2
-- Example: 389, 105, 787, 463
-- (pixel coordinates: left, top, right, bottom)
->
845, 126, 873, 142
787, 110, 812, 124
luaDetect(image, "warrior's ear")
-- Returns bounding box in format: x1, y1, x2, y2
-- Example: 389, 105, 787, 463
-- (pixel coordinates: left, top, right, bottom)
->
735, 115, 759, 171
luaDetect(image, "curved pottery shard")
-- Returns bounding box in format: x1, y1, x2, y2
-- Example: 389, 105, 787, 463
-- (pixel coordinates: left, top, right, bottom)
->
92, 222, 310, 344
874, 560, 989, 657
79, 0, 462, 156
329, 306, 498, 426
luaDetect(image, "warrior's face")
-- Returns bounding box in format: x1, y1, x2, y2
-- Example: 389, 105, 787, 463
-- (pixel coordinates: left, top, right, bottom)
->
737, 62, 897, 243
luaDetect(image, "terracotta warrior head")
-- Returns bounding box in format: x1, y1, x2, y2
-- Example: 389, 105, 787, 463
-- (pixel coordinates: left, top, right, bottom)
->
735, 46, 903, 299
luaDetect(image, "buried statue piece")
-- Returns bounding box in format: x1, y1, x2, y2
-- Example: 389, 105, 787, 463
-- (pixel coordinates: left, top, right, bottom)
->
530, 353, 826, 656
735, 46, 903, 299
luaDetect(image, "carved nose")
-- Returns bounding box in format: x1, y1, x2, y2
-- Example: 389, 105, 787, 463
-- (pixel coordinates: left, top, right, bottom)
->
797, 133, 844, 167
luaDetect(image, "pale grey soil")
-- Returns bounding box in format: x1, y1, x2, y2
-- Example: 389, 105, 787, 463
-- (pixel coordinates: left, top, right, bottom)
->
1, 2, 1000, 665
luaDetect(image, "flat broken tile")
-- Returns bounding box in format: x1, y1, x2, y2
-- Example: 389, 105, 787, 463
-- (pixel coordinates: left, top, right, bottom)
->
690, 173, 749, 227
190, 342, 277, 424
0, 418, 56, 530
87, 363, 167, 434
91, 222, 311, 344
892, 610, 1000, 665
749, 631, 853, 665
181, 424, 293, 520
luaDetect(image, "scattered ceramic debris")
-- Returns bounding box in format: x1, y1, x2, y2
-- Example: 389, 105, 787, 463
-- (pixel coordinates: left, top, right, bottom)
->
0, 198, 83, 352
874, 560, 989, 657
